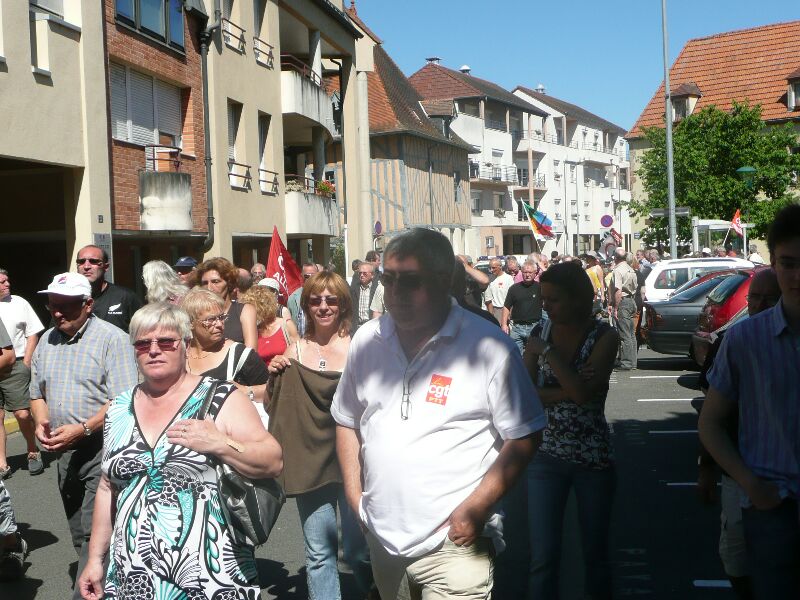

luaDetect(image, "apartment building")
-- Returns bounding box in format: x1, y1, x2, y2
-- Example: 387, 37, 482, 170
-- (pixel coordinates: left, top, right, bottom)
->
408, 61, 548, 258
202, 0, 370, 269
323, 8, 472, 254
104, 0, 209, 292
513, 86, 632, 256
0, 1, 111, 303
627, 21, 800, 251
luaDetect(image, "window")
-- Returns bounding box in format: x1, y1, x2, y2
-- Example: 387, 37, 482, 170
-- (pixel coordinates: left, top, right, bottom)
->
453, 170, 462, 202
258, 113, 270, 170
654, 268, 688, 289
254, 0, 266, 36
115, 0, 184, 50
227, 100, 243, 161
789, 81, 800, 110
517, 167, 528, 185
471, 191, 482, 214
460, 99, 480, 118
672, 97, 688, 121
110, 63, 183, 147
569, 164, 576, 183
493, 192, 505, 210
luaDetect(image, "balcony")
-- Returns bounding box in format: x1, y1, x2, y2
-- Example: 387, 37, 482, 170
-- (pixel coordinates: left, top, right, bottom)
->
258, 168, 279, 195
284, 175, 339, 236
281, 54, 336, 136
469, 162, 518, 185
485, 118, 507, 132
516, 173, 547, 189
144, 145, 182, 172
139, 146, 192, 231
221, 18, 246, 53
253, 36, 274, 68
228, 160, 252, 190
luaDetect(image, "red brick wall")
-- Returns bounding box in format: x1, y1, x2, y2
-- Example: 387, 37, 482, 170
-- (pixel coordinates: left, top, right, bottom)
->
105, 1, 207, 232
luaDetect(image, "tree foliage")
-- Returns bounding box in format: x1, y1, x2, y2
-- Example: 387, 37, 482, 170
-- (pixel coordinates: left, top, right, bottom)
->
632, 102, 800, 246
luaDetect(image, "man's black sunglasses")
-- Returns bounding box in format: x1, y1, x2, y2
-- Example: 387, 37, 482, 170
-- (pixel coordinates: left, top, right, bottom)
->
76, 258, 104, 266
380, 272, 426, 291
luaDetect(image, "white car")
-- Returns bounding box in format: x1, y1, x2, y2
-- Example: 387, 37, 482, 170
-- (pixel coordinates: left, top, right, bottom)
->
643, 257, 753, 302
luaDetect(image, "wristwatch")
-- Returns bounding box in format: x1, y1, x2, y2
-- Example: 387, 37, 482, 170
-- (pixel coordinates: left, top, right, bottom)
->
81, 422, 92, 437
247, 387, 255, 402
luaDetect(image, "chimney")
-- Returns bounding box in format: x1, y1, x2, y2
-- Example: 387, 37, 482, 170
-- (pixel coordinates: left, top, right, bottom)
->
535, 83, 546, 94
459, 65, 471, 75
425, 56, 442, 65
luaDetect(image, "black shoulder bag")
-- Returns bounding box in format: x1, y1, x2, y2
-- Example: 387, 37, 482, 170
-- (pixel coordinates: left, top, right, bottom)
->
198, 381, 286, 546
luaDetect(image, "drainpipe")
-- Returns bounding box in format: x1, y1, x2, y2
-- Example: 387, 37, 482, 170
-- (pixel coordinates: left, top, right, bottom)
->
427, 146, 435, 226
199, 3, 221, 253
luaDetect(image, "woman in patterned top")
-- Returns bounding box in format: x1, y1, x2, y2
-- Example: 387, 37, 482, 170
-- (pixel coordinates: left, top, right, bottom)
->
77, 302, 282, 600
523, 262, 619, 600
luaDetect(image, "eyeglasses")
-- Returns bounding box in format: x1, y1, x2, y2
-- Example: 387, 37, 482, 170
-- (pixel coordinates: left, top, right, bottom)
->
132, 337, 180, 352
76, 258, 104, 266
198, 313, 227, 327
308, 295, 339, 307
303, 272, 314, 280
358, 271, 373, 276
381, 271, 425, 291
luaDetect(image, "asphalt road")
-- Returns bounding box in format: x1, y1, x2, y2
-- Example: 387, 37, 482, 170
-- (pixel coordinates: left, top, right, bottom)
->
1, 349, 734, 599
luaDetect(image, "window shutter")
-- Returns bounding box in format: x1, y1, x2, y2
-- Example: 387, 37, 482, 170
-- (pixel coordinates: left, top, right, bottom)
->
227, 102, 240, 161
156, 79, 182, 145
130, 71, 155, 145
109, 63, 129, 141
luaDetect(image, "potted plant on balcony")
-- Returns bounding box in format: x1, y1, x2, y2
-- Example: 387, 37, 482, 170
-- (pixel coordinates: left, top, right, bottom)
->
285, 179, 307, 193
315, 180, 335, 197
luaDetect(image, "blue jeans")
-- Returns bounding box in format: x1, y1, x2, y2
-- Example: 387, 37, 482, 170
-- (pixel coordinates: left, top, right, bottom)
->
510, 322, 535, 354
527, 452, 616, 600
742, 498, 800, 599
295, 483, 372, 600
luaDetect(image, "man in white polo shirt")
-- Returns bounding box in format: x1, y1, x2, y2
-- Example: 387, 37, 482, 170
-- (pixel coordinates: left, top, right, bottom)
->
333, 228, 545, 599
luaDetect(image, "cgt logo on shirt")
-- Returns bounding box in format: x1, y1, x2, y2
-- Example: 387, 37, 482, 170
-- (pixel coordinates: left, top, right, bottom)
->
426, 374, 452, 406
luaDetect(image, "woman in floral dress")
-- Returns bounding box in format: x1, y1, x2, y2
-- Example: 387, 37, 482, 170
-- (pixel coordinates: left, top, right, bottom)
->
78, 302, 283, 600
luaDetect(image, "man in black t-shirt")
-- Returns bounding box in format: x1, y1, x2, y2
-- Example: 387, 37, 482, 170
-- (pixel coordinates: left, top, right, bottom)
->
500, 261, 542, 353
75, 246, 142, 332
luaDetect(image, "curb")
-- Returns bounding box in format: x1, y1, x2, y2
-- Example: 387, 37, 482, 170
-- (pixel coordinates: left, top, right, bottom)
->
3, 417, 20, 435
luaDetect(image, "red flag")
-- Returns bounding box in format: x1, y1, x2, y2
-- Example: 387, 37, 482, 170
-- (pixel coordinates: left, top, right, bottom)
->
731, 209, 743, 236
266, 226, 303, 301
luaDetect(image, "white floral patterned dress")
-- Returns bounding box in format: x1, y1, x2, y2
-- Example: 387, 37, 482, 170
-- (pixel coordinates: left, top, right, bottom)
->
101, 378, 261, 599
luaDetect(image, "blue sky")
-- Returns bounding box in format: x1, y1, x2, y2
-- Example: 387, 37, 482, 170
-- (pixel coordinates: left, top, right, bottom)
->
354, 0, 799, 131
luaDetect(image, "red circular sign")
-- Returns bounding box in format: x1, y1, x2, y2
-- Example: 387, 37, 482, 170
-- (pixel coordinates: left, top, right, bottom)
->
600, 215, 614, 228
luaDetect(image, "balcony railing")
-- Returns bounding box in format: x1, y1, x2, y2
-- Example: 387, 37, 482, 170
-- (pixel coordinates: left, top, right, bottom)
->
512, 130, 627, 158
518, 173, 546, 188
259, 168, 279, 195
144, 145, 181, 172
485, 118, 507, 132
284, 174, 335, 198
254, 36, 274, 68
228, 160, 252, 190
468, 162, 518, 184
222, 18, 246, 53
281, 53, 323, 88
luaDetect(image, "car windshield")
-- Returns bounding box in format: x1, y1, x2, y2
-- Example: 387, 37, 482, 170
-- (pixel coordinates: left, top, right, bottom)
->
706, 273, 749, 304
671, 276, 728, 302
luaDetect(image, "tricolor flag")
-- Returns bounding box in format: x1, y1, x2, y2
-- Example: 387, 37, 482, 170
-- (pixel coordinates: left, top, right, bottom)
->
731, 209, 743, 236
521, 200, 555, 239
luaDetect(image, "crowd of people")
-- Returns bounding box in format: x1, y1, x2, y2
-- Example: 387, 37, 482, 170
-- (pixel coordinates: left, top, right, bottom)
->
0, 203, 796, 599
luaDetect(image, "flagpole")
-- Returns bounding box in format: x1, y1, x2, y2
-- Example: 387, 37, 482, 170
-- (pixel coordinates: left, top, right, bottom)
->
522, 200, 543, 253
722, 227, 731, 249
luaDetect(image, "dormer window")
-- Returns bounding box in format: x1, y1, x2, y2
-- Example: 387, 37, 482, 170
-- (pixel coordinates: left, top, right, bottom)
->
788, 73, 800, 110
670, 82, 701, 122
672, 97, 689, 121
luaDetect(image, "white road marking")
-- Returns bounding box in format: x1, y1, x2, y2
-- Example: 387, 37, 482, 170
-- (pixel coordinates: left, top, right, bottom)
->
631, 374, 696, 379
637, 398, 694, 402
693, 580, 732, 588
648, 429, 698, 434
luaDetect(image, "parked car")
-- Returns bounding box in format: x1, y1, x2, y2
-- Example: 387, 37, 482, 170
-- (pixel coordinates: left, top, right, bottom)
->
668, 269, 738, 298
692, 305, 748, 369
642, 275, 732, 357
643, 257, 752, 303
692, 267, 764, 365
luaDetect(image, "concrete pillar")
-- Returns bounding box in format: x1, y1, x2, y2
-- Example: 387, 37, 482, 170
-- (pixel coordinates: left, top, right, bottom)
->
311, 234, 330, 265
309, 29, 322, 80
452, 227, 464, 254
299, 238, 311, 263
342, 58, 371, 262
312, 126, 325, 182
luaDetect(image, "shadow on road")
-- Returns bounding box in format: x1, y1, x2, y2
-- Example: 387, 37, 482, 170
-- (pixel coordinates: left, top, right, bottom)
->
257, 560, 361, 600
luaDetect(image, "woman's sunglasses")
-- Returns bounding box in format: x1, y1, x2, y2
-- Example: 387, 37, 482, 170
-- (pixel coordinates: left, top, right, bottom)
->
308, 295, 339, 307
133, 338, 180, 352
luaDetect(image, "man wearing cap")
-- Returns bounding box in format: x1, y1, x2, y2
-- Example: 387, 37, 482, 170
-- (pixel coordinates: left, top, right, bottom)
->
174, 256, 198, 285
29, 273, 137, 599
76, 245, 141, 332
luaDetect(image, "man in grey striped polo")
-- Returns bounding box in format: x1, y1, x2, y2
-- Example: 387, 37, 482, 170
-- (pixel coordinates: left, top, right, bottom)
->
700, 204, 800, 600
29, 272, 137, 600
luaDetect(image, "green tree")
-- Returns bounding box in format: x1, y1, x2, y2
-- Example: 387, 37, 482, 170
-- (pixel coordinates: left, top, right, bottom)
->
632, 102, 800, 246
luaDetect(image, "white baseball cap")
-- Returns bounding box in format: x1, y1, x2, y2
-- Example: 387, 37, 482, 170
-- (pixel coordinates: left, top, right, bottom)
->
258, 277, 280, 291
702, 247, 712, 254
38, 273, 91, 298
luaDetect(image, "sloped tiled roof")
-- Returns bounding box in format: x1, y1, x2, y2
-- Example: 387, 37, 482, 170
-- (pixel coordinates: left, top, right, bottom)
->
628, 20, 800, 139
368, 45, 473, 151
409, 63, 547, 116
672, 82, 702, 97
514, 86, 626, 136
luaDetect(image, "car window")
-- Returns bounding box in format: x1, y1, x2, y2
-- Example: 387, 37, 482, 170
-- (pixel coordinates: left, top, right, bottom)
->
692, 266, 729, 278
671, 276, 726, 302
654, 268, 689, 289
706, 273, 748, 304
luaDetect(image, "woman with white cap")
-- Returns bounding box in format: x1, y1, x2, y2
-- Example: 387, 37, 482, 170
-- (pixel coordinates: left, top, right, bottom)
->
257, 277, 297, 331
